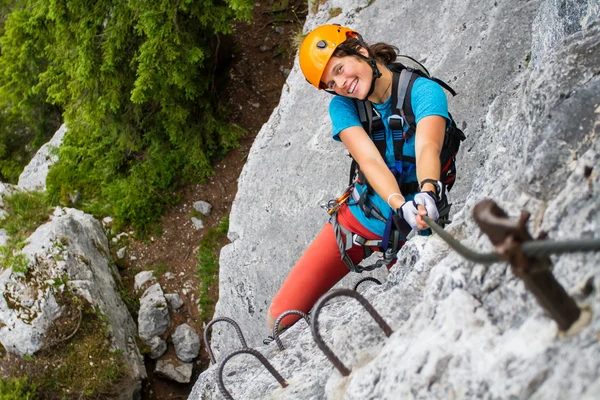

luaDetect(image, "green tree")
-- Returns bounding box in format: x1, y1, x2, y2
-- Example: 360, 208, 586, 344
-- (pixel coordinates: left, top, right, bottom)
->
0, 0, 62, 182
0, 0, 252, 231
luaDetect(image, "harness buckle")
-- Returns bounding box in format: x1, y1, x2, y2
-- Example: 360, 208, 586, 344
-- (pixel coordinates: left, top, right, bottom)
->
352, 235, 366, 246
388, 114, 404, 131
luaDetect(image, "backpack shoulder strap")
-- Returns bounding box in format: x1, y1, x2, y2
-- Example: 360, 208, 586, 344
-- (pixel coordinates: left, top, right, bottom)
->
432, 77, 457, 97
390, 68, 419, 138
354, 99, 386, 157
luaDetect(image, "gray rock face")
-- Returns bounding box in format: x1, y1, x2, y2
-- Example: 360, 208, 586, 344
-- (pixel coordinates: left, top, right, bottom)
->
172, 323, 200, 362
531, 0, 599, 65
0, 267, 62, 355
0, 207, 146, 384
138, 283, 170, 341
191, 0, 600, 399
17, 123, 67, 191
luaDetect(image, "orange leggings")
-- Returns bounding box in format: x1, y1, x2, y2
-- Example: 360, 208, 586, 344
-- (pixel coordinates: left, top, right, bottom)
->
269, 204, 395, 326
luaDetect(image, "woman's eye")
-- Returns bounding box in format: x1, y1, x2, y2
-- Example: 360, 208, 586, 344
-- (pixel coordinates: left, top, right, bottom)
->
336, 66, 342, 74
328, 81, 335, 89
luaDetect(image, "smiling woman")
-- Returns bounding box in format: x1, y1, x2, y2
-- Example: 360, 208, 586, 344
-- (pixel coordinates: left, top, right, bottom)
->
268, 24, 464, 332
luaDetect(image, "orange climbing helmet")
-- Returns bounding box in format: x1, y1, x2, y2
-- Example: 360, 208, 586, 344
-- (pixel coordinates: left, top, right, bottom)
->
299, 24, 360, 89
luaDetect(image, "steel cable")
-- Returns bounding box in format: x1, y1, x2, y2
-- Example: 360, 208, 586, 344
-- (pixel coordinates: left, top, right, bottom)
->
423, 216, 600, 264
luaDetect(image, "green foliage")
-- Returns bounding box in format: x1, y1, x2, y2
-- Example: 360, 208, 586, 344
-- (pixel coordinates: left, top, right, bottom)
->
0, 190, 53, 272
0, 247, 28, 273
0, 190, 52, 237
0, 0, 252, 233
0, 1, 62, 183
0, 376, 37, 400
196, 216, 229, 321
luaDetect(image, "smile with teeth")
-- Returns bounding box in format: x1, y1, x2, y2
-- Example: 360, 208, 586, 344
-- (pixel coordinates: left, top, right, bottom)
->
348, 78, 358, 94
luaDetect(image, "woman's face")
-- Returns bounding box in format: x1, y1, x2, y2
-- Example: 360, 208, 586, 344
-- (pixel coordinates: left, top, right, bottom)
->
321, 49, 372, 99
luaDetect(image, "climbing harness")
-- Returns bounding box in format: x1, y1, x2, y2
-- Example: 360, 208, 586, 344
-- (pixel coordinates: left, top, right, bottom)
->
321, 184, 399, 273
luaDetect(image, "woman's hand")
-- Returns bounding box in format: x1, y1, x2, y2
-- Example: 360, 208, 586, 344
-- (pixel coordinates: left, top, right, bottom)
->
396, 200, 431, 232
413, 192, 439, 229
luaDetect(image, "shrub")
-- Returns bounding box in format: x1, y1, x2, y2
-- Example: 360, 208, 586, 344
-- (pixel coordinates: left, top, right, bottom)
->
0, 0, 253, 233
0, 377, 37, 400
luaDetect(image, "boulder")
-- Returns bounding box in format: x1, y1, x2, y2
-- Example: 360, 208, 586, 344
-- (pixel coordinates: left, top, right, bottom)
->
155, 358, 194, 384
146, 335, 167, 360
193, 200, 213, 216
134, 270, 155, 293
0, 207, 146, 386
17, 124, 67, 191
172, 323, 201, 362
165, 293, 184, 311
138, 283, 170, 341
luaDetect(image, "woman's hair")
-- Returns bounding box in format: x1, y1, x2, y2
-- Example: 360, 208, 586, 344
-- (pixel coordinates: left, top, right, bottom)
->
332, 38, 398, 65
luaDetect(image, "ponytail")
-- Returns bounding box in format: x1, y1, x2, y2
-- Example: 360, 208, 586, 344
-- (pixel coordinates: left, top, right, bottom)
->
369, 43, 398, 65
332, 38, 398, 65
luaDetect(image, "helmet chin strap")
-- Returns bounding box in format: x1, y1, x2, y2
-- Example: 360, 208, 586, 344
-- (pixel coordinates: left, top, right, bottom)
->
362, 57, 382, 101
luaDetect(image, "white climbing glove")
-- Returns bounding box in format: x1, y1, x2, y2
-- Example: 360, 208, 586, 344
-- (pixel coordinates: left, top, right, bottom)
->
413, 191, 440, 221
397, 201, 420, 231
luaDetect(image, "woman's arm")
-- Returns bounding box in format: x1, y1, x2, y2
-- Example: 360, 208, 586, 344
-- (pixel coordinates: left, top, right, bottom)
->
339, 125, 406, 209
414, 115, 447, 228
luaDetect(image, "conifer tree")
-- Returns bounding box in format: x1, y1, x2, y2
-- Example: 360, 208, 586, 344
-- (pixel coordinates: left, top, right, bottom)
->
0, 0, 252, 231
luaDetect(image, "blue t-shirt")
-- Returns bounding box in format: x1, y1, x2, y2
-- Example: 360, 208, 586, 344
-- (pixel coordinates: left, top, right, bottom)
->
329, 76, 450, 236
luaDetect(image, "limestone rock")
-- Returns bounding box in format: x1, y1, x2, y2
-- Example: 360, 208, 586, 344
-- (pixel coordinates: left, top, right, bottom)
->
193, 200, 212, 216
155, 358, 194, 383
191, 217, 204, 230
0, 207, 146, 387
146, 335, 167, 360
17, 124, 67, 191
165, 293, 184, 311
134, 270, 155, 293
172, 323, 200, 362
138, 283, 170, 341
116, 246, 127, 260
